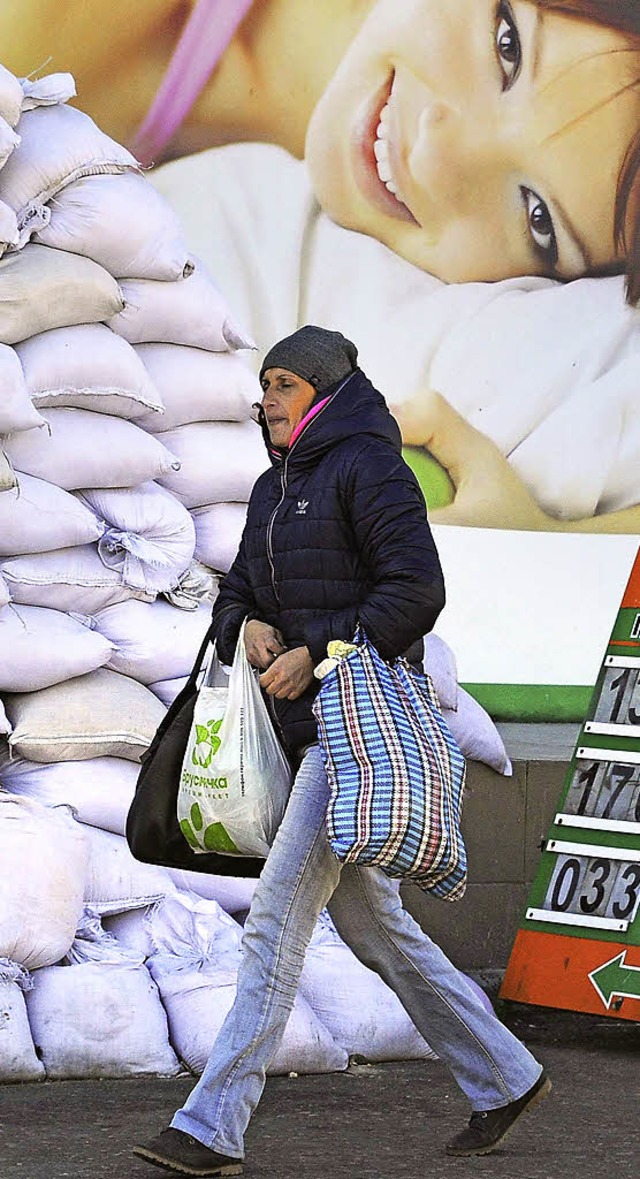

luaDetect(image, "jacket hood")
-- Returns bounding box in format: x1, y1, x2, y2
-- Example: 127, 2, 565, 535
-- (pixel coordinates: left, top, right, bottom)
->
258, 369, 402, 468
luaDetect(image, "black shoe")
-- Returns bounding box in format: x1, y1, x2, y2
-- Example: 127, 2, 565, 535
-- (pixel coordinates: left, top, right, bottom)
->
446, 1071, 552, 1157
133, 1127, 243, 1176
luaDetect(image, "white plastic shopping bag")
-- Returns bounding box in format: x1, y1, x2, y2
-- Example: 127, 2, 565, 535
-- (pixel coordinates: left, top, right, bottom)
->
177, 621, 291, 857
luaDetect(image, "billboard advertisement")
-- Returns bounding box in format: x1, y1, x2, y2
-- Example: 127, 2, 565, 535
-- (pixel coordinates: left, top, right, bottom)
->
1, 0, 640, 1088
6, 0, 637, 718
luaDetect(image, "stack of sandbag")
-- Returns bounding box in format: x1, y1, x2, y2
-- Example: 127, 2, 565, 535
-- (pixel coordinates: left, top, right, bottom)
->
0, 794, 87, 1080
143, 892, 349, 1076
0, 71, 177, 847
0, 65, 267, 930
25, 907, 180, 1078
0, 68, 274, 1007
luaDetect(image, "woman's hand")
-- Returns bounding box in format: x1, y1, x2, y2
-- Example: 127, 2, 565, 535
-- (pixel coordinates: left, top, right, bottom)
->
244, 619, 287, 669
260, 646, 315, 700
393, 390, 557, 531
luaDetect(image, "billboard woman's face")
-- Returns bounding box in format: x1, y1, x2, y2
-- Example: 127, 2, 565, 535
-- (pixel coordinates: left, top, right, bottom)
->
305, 0, 639, 283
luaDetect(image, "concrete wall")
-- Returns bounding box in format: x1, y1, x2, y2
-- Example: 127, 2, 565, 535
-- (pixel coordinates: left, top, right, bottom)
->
401, 724, 580, 971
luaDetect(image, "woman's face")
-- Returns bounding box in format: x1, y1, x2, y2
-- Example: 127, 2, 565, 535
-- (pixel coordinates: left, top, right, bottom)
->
260, 368, 317, 448
305, 0, 640, 283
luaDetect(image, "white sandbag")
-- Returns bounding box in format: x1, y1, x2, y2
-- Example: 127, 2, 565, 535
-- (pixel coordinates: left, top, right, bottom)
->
154, 962, 348, 1076
1, 544, 154, 612
16, 325, 164, 419
20, 72, 76, 112
0, 116, 20, 171
0, 199, 19, 255
27, 962, 178, 1077
148, 892, 244, 970
0, 751, 137, 836
81, 827, 175, 913
424, 633, 459, 712
146, 895, 348, 1075
0, 447, 17, 492
0, 343, 45, 434
77, 482, 195, 594
0, 244, 123, 345
166, 871, 258, 915
0, 570, 9, 606
0, 959, 45, 1082
0, 474, 104, 556
0, 64, 24, 128
25, 911, 179, 1078
94, 599, 211, 684
443, 688, 513, 776
102, 904, 157, 960
35, 171, 192, 280
148, 676, 188, 707
108, 263, 255, 350
0, 603, 114, 692
0, 103, 138, 235
5, 667, 166, 763
0, 794, 87, 969
157, 421, 267, 508
298, 914, 437, 1063
4, 408, 179, 489
0, 697, 10, 735
192, 502, 247, 574
135, 346, 258, 431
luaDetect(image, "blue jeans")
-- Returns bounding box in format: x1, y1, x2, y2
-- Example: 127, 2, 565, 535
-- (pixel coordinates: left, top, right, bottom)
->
172, 746, 542, 1159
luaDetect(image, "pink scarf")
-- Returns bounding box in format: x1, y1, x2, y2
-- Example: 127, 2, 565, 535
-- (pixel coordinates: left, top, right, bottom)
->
288, 397, 331, 449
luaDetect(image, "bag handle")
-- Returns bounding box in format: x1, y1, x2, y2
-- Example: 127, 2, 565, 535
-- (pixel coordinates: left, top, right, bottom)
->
185, 620, 218, 693
187, 615, 250, 693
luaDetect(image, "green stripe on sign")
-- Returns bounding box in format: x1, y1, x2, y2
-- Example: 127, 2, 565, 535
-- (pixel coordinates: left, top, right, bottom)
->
610, 608, 640, 644
463, 684, 592, 722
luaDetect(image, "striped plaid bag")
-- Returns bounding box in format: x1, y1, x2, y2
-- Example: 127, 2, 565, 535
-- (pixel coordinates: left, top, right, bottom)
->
312, 635, 467, 900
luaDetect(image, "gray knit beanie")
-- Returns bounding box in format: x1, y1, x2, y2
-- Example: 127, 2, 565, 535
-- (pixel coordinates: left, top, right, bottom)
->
259, 325, 358, 392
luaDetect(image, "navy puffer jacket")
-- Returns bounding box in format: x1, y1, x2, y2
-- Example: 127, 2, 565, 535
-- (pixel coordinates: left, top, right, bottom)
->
212, 369, 445, 753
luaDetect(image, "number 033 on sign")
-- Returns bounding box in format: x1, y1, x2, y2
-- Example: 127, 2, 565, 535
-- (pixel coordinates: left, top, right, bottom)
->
501, 548, 640, 1021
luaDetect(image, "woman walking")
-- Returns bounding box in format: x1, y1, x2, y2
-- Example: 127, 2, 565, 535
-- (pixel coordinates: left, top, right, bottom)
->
134, 325, 550, 1176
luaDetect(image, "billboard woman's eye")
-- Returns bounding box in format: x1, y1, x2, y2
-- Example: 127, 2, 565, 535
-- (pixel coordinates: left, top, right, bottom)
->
495, 2, 522, 91
521, 188, 559, 268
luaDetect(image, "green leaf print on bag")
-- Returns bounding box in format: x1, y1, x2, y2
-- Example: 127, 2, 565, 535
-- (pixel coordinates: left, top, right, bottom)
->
179, 803, 204, 849
203, 822, 240, 854
192, 718, 223, 768
179, 810, 240, 855
179, 819, 200, 849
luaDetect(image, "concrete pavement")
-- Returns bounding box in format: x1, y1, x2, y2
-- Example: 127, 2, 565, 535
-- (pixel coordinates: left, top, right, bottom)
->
2, 1000, 639, 1179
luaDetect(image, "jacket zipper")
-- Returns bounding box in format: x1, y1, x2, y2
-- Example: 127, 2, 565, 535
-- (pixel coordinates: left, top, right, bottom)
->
266, 457, 288, 604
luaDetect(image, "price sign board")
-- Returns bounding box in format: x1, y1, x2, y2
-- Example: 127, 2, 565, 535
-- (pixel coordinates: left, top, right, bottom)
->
500, 549, 640, 1021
